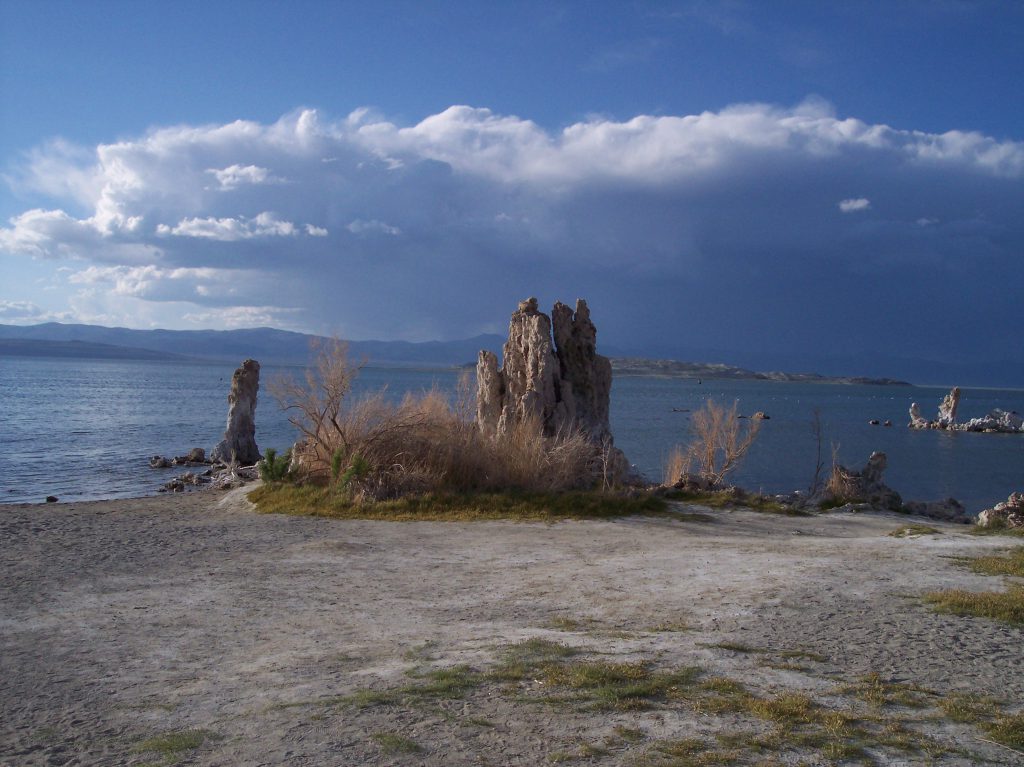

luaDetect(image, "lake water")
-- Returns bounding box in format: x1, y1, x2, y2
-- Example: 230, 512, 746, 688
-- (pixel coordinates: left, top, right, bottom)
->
0, 356, 1021, 513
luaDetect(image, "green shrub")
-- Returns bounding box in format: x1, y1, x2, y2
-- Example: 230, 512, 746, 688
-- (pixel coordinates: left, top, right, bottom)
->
258, 447, 292, 483
339, 453, 370, 488
331, 448, 344, 480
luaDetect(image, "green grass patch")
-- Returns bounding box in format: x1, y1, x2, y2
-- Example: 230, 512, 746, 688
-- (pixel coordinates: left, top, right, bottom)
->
547, 616, 598, 632
646, 619, 692, 632
778, 648, 827, 662
937, 692, 1002, 723
924, 585, 1024, 624
839, 673, 933, 708
704, 641, 756, 653
133, 729, 216, 757
250, 484, 668, 521
664, 490, 809, 516
746, 691, 817, 724
402, 639, 439, 661
983, 712, 1024, 750
612, 724, 647, 742
371, 732, 423, 754
889, 523, 941, 538
489, 638, 578, 682
646, 737, 743, 765
699, 677, 747, 696
346, 689, 399, 708
970, 523, 1024, 537
400, 664, 485, 699
965, 546, 1024, 577
540, 660, 702, 710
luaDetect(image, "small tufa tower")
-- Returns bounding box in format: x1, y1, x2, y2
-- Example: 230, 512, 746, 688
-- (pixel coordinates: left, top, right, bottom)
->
210, 359, 261, 465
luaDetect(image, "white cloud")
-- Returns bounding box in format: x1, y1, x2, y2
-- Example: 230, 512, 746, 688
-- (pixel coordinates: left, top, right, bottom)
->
346, 218, 401, 236
838, 197, 871, 213
156, 212, 299, 240
1, 101, 1021, 361
181, 305, 302, 329
207, 164, 273, 190
68, 264, 227, 299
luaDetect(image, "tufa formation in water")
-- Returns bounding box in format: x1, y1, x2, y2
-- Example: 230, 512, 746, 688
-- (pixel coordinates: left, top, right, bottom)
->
210, 359, 262, 465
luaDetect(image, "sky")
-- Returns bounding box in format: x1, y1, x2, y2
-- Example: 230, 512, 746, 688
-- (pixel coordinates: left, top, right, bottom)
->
1, 0, 1022, 375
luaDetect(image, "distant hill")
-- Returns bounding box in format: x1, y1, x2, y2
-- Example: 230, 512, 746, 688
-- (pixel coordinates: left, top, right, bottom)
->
0, 338, 194, 362
0, 323, 505, 367
7, 322, 1004, 387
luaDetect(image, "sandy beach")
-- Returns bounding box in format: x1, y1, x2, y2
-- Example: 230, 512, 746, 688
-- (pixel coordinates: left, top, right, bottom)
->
2, 487, 1021, 766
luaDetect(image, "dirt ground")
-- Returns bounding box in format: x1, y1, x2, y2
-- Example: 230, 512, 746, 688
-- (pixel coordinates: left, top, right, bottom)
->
1, 487, 1021, 766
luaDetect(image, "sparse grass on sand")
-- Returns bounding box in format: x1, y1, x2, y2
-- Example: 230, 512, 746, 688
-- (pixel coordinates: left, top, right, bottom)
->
321, 636, 1024, 764
249, 483, 668, 521
132, 729, 216, 758
970, 523, 1024, 537
889, 523, 941, 538
965, 546, 1024, 577
924, 545, 1024, 625
663, 489, 810, 516
924, 586, 1024, 624
371, 732, 424, 754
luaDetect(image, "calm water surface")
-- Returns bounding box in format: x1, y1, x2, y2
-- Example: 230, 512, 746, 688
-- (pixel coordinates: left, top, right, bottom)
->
1, 356, 1021, 512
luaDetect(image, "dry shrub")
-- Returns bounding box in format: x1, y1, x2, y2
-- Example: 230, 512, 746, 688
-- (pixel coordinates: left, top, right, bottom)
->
825, 466, 857, 500
824, 443, 856, 501
271, 340, 597, 499
663, 444, 691, 486
665, 399, 761, 488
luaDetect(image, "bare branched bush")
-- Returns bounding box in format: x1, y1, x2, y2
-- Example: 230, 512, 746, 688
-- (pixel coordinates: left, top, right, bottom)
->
666, 399, 761, 489
809, 407, 826, 495
824, 442, 856, 501
663, 444, 691, 486
271, 340, 599, 499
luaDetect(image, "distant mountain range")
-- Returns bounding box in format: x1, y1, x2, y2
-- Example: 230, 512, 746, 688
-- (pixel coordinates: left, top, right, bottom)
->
0, 322, 504, 368
0, 322, 1020, 388
0, 321, 903, 385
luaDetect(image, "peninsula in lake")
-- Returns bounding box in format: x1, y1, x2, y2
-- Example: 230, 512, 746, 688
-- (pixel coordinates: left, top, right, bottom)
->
609, 357, 911, 386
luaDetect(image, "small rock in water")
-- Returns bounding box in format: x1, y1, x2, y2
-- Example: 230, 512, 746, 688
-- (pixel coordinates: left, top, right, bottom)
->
45, 495, 58, 503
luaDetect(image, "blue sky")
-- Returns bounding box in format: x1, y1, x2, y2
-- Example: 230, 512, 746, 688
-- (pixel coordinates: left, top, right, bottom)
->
1, 1, 1022, 376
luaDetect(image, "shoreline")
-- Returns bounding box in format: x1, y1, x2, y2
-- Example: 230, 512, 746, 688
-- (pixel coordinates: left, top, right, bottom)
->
2, 490, 1021, 764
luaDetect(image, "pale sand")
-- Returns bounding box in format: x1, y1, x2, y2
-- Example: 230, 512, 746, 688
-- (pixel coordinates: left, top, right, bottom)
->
1, 488, 1021, 766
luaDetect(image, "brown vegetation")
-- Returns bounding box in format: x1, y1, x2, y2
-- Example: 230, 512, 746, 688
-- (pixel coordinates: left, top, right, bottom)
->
269, 340, 602, 500
663, 399, 761, 488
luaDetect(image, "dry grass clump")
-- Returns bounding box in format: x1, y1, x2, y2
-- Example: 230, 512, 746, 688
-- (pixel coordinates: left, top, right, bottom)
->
924, 545, 1024, 625
966, 546, 1024, 577
824, 464, 858, 504
923, 585, 1024, 625
889, 524, 941, 538
663, 400, 761, 488
271, 340, 601, 500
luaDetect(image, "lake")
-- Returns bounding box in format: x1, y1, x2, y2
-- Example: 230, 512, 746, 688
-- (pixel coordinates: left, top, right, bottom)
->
0, 356, 1021, 512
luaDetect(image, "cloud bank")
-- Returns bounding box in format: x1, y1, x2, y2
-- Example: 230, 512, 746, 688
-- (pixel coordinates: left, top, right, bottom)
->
2, 99, 1022, 361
